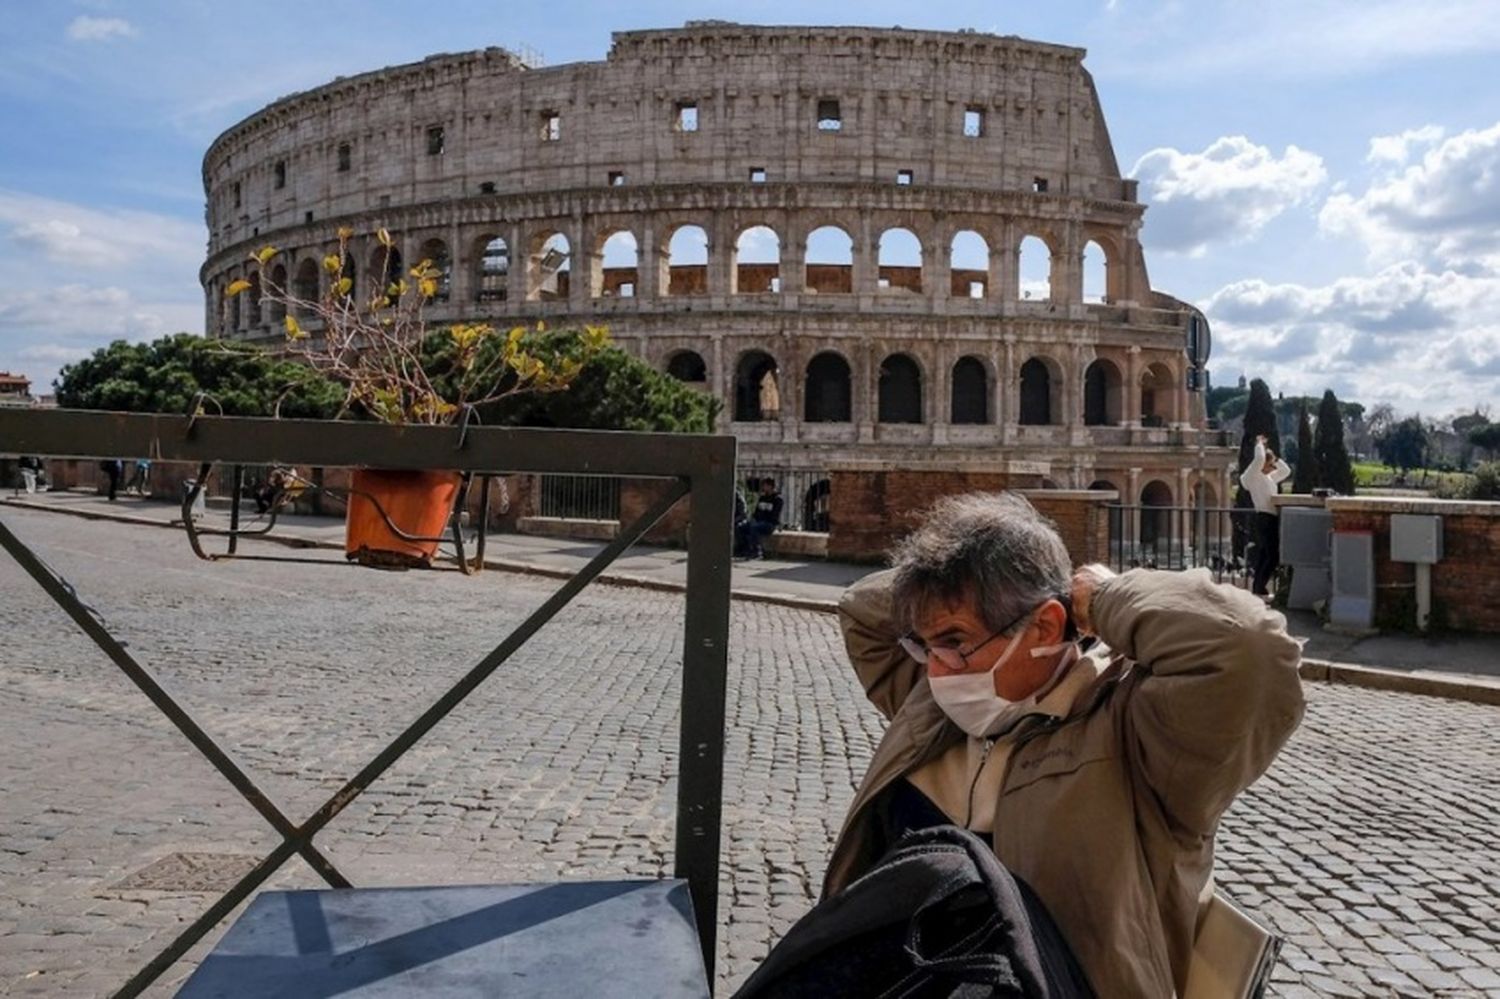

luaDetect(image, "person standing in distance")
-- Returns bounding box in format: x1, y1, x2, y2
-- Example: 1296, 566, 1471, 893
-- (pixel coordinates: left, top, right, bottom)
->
1240, 435, 1291, 597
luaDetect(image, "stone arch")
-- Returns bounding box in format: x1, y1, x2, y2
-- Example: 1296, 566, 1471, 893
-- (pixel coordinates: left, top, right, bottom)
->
267, 263, 287, 323
1140, 479, 1175, 548
418, 237, 452, 302
1084, 358, 1124, 426
528, 230, 571, 302
734, 349, 780, 422
804, 350, 852, 423
475, 234, 510, 303
666, 349, 707, 384
1017, 234, 1053, 302
733, 225, 780, 294
1140, 361, 1177, 426
666, 224, 709, 296
950, 230, 990, 299
951, 355, 989, 424
229, 271, 243, 331
1019, 355, 1062, 425
804, 224, 854, 294
877, 227, 923, 293
369, 243, 403, 304
595, 228, 639, 298
1088, 478, 1120, 494
293, 258, 319, 316
878, 352, 923, 424
247, 271, 262, 327
1082, 239, 1108, 304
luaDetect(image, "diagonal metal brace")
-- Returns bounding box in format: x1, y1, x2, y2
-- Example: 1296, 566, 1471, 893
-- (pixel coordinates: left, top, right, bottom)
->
0, 516, 351, 890
98, 476, 691, 998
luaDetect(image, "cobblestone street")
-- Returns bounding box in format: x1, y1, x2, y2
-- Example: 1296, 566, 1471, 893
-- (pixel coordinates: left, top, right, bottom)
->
2, 507, 1498, 997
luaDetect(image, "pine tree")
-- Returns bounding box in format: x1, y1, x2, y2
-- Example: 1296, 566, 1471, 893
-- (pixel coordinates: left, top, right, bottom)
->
1313, 389, 1356, 495
1293, 400, 1319, 492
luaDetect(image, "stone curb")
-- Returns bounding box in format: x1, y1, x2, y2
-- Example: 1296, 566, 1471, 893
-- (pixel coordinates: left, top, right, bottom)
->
5, 496, 1497, 706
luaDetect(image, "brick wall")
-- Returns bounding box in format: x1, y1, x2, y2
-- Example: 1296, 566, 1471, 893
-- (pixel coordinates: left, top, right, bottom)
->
1329, 501, 1500, 634
1019, 490, 1114, 566
827, 467, 1053, 562
618, 478, 693, 546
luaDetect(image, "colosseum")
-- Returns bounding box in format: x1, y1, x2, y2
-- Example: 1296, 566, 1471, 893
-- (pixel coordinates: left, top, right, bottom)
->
201, 21, 1235, 540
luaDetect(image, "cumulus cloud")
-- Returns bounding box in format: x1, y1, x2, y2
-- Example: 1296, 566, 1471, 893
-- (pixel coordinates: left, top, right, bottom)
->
1132, 136, 1327, 256
0, 284, 198, 339
65, 16, 137, 42
1203, 262, 1500, 414
1367, 125, 1445, 165
1320, 121, 1500, 264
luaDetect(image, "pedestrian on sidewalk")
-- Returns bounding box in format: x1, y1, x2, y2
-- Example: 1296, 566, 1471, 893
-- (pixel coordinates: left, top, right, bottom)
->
817, 491, 1304, 997
17, 456, 43, 494
125, 458, 151, 496
99, 459, 123, 502
736, 477, 782, 559
1240, 435, 1291, 597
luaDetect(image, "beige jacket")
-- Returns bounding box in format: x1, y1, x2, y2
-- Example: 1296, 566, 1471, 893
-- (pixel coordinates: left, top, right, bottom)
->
825, 568, 1305, 998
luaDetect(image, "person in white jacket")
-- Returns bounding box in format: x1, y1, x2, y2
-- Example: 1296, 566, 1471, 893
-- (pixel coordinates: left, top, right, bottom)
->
1239, 435, 1291, 596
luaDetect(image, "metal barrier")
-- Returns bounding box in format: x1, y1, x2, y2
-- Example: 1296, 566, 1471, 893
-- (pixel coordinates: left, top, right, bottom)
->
736, 467, 832, 532
537, 473, 622, 521
0, 409, 736, 997
1105, 502, 1252, 588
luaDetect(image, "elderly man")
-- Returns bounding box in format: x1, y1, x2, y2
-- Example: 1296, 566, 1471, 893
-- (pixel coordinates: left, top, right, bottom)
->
827, 492, 1304, 997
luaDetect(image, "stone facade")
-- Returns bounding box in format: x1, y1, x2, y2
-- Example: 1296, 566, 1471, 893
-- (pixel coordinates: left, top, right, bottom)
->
200, 22, 1235, 523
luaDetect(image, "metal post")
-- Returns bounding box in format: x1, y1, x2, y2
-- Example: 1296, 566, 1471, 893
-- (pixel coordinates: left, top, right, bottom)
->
229, 465, 243, 555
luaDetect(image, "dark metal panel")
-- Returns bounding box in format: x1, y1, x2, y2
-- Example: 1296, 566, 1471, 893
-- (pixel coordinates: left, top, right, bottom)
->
676, 439, 736, 971
0, 409, 736, 480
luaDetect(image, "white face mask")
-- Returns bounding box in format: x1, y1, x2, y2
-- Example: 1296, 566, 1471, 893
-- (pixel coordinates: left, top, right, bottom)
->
928, 630, 1077, 738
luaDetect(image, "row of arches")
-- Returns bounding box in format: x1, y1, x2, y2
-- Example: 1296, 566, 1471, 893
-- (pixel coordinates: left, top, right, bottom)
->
667, 349, 1181, 426
220, 220, 1126, 332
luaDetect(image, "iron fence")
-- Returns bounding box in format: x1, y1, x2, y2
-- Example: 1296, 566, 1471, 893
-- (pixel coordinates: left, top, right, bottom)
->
537, 473, 622, 521
0, 409, 736, 996
1105, 502, 1252, 588
736, 467, 832, 532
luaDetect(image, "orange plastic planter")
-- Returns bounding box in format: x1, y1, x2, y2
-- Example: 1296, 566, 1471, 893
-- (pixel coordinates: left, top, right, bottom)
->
345, 469, 462, 568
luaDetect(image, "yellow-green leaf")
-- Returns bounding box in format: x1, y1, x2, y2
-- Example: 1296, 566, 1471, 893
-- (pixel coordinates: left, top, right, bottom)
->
226, 279, 252, 296
377, 227, 394, 248
284, 315, 304, 338
255, 246, 278, 265
335, 277, 352, 296
323, 254, 342, 273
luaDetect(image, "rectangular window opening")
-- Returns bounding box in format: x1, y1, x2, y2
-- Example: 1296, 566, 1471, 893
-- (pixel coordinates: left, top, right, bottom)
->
426, 125, 445, 156
1033, 176, 1049, 193
896, 169, 913, 186
304, 211, 314, 224
964, 108, 984, 138
816, 98, 842, 131
608, 171, 626, 187
675, 102, 698, 132
479, 181, 496, 194
749, 167, 767, 183
619, 282, 635, 298
273, 162, 286, 190
969, 281, 985, 299
232, 182, 241, 208
770, 276, 782, 293
878, 277, 891, 290
337, 143, 351, 172
541, 111, 561, 142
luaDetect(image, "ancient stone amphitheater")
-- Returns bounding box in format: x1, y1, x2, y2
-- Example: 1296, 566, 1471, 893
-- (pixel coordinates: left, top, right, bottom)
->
201, 22, 1234, 531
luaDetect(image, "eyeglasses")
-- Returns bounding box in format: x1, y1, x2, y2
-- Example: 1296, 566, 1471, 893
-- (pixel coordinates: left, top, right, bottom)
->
899, 605, 1038, 673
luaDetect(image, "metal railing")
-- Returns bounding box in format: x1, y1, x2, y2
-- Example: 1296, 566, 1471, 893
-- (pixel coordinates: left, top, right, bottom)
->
537, 473, 622, 521
1105, 502, 1252, 588
736, 467, 832, 532
0, 409, 736, 996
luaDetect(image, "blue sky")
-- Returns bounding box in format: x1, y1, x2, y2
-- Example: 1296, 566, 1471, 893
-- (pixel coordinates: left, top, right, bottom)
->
2, 0, 1498, 419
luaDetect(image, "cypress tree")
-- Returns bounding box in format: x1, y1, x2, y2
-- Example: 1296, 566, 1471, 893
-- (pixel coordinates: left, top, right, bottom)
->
1293, 400, 1318, 492
1233, 378, 1281, 556
1313, 389, 1356, 495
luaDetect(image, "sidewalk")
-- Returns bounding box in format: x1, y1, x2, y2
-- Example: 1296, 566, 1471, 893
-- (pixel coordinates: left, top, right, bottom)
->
6, 488, 1500, 702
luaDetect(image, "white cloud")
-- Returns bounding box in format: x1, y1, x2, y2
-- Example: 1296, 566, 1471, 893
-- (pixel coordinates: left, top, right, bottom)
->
0, 189, 204, 272
65, 16, 137, 43
0, 284, 200, 339
1367, 125, 1445, 165
1320, 122, 1500, 265
1203, 261, 1500, 414
17, 344, 94, 365
1132, 136, 1327, 256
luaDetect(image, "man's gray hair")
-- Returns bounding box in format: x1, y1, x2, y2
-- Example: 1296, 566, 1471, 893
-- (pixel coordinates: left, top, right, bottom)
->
890, 492, 1072, 633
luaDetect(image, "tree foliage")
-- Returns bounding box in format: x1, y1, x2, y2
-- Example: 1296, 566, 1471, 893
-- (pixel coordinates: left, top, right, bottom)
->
1313, 389, 1356, 495
1375, 416, 1429, 472
55, 333, 343, 418
1293, 401, 1318, 493
1236, 378, 1281, 475
1468, 421, 1500, 455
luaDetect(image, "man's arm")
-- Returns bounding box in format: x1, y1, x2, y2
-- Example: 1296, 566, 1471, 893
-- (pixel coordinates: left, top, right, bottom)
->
1086, 568, 1305, 834
837, 570, 922, 721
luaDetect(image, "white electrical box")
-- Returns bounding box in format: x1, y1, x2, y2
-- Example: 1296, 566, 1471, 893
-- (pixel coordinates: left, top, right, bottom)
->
1390, 514, 1443, 564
